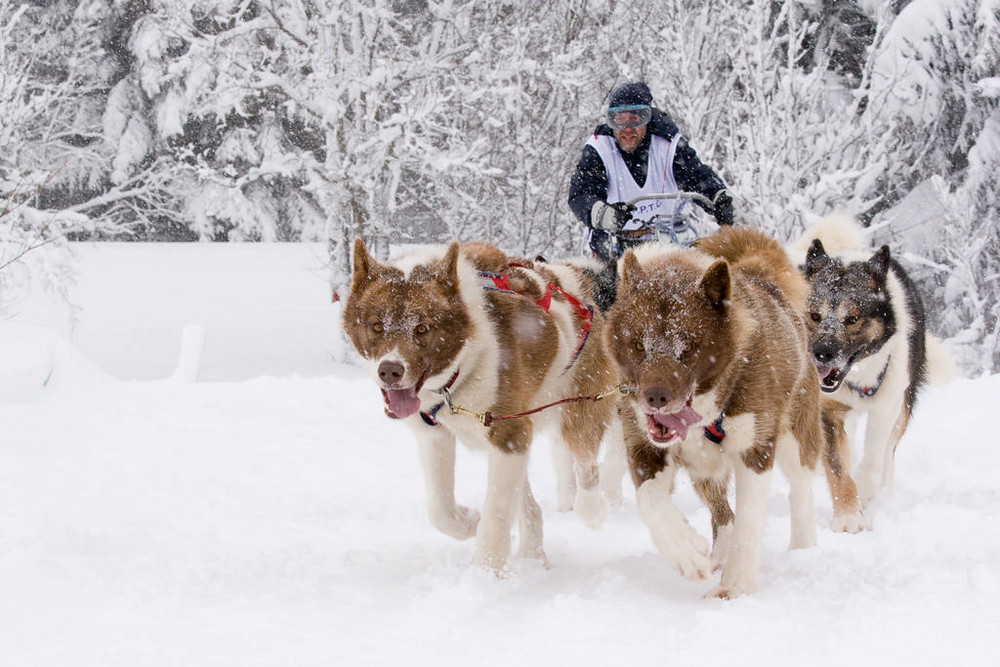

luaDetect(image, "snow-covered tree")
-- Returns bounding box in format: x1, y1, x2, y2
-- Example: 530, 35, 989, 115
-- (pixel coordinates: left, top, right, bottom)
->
860, 0, 1000, 371
3, 0, 1000, 370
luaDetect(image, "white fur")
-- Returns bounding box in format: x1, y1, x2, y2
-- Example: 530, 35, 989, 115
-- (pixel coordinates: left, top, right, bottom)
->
786, 212, 867, 261
370, 245, 609, 574
628, 387, 816, 597
776, 432, 819, 549
926, 335, 957, 386
792, 214, 951, 506
710, 463, 773, 598
599, 416, 628, 507
472, 448, 532, 572
635, 469, 712, 581
550, 438, 577, 512
619, 243, 820, 596
416, 427, 479, 540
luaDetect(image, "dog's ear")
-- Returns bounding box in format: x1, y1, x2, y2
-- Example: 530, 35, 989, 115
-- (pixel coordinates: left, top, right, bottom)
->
351, 237, 377, 289
804, 239, 831, 278
619, 249, 646, 289
438, 241, 462, 295
868, 245, 891, 283
700, 259, 731, 312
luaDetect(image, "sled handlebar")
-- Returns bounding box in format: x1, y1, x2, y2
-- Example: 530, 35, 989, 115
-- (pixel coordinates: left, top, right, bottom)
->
625, 192, 715, 209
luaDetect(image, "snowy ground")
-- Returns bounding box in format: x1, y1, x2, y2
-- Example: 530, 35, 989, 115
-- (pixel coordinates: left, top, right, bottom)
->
2, 244, 998, 666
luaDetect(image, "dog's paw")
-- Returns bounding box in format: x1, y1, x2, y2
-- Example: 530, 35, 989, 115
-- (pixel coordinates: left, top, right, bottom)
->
832, 510, 867, 534
636, 478, 711, 580
662, 526, 712, 581
574, 486, 609, 529
430, 505, 480, 540
676, 543, 712, 581
454, 505, 481, 538
472, 545, 511, 577
706, 584, 751, 600
516, 542, 548, 564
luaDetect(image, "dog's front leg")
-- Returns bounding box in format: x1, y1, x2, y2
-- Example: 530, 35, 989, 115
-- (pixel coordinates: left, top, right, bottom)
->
623, 408, 710, 581
599, 416, 627, 507
855, 396, 905, 505
819, 401, 865, 533
415, 426, 479, 540
711, 448, 774, 599
549, 438, 577, 512
636, 467, 712, 581
473, 446, 531, 574
692, 476, 734, 571
517, 474, 545, 562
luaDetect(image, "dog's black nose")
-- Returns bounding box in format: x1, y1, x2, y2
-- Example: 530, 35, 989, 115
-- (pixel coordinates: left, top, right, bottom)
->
644, 387, 672, 410
378, 360, 406, 386
812, 345, 836, 364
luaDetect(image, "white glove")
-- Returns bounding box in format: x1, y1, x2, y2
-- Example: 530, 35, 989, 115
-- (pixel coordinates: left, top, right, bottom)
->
590, 201, 635, 232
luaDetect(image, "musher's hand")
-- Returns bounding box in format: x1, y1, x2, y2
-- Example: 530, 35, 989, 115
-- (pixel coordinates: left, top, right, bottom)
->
591, 201, 636, 232
712, 189, 735, 226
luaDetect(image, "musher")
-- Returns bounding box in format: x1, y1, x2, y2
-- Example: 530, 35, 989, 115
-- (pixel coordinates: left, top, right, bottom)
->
568, 81, 735, 261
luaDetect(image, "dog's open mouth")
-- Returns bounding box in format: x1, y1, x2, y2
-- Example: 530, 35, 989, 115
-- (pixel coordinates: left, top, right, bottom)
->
381, 373, 427, 419
646, 397, 701, 445
815, 365, 847, 393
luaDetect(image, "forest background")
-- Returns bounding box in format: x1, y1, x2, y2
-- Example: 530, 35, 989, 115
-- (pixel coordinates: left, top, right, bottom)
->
1, 0, 998, 373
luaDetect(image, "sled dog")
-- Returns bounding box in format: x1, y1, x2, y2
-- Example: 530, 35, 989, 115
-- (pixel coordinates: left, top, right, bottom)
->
792, 215, 951, 506
342, 239, 617, 573
604, 227, 822, 598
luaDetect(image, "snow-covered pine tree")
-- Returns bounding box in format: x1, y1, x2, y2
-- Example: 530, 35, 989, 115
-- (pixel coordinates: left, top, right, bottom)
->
859, 0, 1000, 372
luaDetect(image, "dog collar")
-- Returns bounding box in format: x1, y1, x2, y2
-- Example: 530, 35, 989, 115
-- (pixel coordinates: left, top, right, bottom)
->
704, 412, 726, 444
419, 368, 461, 427
845, 356, 890, 398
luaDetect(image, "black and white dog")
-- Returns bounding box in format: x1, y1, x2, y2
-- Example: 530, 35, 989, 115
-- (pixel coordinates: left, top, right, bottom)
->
791, 215, 952, 506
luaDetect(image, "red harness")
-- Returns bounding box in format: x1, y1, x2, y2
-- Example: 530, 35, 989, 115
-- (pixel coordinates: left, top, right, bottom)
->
478, 265, 593, 371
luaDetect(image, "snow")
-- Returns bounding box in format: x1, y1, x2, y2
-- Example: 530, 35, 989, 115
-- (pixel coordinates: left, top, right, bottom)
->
2, 243, 998, 666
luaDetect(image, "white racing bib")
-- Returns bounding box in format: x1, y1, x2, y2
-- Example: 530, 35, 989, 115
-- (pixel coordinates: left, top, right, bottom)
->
586, 133, 682, 230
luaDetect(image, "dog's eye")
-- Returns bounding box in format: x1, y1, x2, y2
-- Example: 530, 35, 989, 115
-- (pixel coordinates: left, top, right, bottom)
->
415, 323, 429, 335
843, 314, 859, 326
371, 322, 384, 333
634, 340, 645, 353
809, 312, 822, 323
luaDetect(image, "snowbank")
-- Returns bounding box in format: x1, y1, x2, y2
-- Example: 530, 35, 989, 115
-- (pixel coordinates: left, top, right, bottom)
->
0, 242, 996, 666
9, 242, 342, 381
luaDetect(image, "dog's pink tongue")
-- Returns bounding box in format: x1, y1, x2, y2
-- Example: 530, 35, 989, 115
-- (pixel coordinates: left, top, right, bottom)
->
383, 387, 422, 419
650, 404, 702, 441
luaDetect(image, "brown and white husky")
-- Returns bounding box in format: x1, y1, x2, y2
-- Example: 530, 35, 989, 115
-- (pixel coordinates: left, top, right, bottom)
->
604, 227, 824, 598
342, 239, 617, 574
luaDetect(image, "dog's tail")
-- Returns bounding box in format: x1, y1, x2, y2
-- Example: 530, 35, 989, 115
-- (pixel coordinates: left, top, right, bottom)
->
789, 213, 867, 257
925, 335, 958, 386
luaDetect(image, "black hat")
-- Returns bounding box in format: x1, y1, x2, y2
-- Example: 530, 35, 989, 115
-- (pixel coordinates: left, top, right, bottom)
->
608, 82, 653, 109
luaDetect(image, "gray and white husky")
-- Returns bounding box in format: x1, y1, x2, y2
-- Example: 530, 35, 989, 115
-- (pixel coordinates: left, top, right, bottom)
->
791, 215, 952, 507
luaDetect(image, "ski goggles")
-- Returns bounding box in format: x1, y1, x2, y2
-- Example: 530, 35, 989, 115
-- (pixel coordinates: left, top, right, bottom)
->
606, 104, 652, 130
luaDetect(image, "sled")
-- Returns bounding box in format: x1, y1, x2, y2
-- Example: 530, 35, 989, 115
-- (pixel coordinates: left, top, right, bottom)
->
581, 192, 718, 259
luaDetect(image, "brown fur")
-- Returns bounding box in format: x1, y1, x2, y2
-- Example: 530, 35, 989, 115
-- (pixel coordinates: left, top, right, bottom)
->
820, 399, 862, 524
605, 226, 823, 597
693, 477, 734, 541
343, 238, 616, 572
